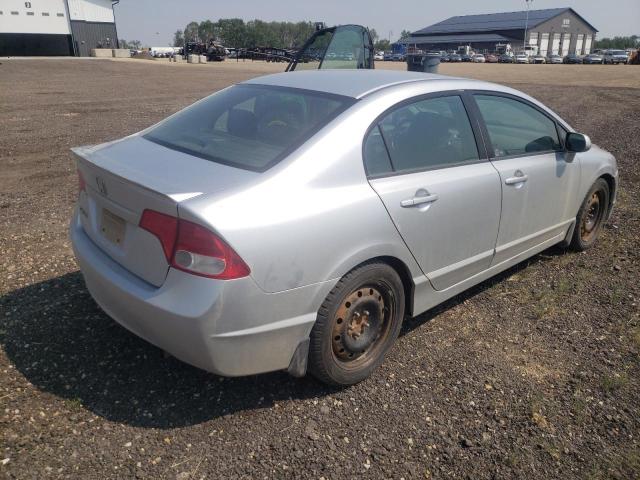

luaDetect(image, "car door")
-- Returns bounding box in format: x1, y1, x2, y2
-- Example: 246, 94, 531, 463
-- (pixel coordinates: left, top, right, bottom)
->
471, 93, 580, 265
365, 93, 502, 291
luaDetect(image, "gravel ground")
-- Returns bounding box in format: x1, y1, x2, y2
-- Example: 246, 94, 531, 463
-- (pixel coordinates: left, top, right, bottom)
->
1, 59, 639, 479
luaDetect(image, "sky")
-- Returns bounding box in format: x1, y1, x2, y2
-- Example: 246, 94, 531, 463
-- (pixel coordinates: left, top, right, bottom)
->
114, 0, 640, 47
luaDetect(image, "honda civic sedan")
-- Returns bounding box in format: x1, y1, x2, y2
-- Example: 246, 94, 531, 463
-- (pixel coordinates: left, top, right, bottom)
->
70, 70, 618, 386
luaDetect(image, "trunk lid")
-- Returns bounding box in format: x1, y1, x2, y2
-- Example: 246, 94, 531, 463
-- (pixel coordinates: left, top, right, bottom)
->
74, 135, 258, 287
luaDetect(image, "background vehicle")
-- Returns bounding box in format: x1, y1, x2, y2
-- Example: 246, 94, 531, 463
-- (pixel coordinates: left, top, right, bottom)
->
374, 51, 384, 61
70, 70, 617, 386
515, 54, 529, 64
485, 54, 498, 63
583, 53, 604, 64
531, 54, 546, 64
383, 52, 393, 61
498, 54, 514, 63
440, 53, 450, 62
448, 53, 462, 62
603, 50, 629, 64
547, 54, 563, 64
473, 54, 486, 63
563, 53, 583, 64
286, 24, 374, 71
461, 54, 473, 62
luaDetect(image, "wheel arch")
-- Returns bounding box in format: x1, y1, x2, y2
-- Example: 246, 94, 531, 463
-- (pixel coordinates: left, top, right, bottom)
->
599, 173, 616, 216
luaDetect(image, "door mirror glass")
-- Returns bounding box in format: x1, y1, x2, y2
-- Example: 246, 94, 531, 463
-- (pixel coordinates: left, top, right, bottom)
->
566, 132, 591, 153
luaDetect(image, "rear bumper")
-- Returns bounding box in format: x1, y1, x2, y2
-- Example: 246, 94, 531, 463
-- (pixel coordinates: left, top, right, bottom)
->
70, 210, 334, 376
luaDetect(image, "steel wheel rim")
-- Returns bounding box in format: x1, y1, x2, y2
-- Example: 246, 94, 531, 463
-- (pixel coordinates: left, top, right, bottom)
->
331, 283, 395, 368
581, 191, 603, 242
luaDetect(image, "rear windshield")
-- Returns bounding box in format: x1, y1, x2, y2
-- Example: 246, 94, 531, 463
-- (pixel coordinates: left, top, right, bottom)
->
144, 84, 355, 172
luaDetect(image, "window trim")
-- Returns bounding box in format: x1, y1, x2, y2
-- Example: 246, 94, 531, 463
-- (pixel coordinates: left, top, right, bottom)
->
468, 90, 570, 161
362, 90, 489, 179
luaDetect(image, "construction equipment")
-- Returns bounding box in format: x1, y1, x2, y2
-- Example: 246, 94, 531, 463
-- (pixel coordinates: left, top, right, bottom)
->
183, 40, 226, 62
286, 24, 374, 71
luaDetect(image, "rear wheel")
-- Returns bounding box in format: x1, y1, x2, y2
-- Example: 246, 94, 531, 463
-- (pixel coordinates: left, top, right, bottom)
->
569, 178, 610, 251
308, 262, 405, 386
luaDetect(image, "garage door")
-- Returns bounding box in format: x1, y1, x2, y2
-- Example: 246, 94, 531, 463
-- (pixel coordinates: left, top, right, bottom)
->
540, 33, 549, 56
561, 34, 571, 56
551, 33, 561, 55
584, 35, 593, 54
576, 34, 584, 55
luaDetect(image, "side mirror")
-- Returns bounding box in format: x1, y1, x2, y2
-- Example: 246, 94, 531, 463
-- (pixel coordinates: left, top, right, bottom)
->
566, 132, 591, 153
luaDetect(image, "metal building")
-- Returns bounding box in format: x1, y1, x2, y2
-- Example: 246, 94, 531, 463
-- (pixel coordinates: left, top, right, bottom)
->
404, 7, 598, 56
0, 0, 119, 56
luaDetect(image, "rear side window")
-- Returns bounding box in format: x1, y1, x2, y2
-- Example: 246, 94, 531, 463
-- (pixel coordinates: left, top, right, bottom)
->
144, 84, 354, 172
474, 94, 561, 157
363, 125, 393, 176
364, 95, 479, 175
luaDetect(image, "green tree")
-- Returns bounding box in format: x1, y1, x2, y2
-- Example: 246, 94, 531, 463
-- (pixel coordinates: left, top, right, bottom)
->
183, 21, 200, 43
374, 39, 391, 51
172, 30, 184, 47
594, 35, 639, 49
399, 29, 412, 40
368, 28, 379, 45
198, 20, 217, 41
217, 18, 246, 47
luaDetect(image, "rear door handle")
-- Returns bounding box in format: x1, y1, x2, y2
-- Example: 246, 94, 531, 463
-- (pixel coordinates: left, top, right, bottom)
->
401, 190, 439, 208
505, 170, 529, 185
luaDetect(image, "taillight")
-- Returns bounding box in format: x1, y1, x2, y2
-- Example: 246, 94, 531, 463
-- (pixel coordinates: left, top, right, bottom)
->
139, 210, 178, 261
77, 169, 86, 193
139, 209, 250, 280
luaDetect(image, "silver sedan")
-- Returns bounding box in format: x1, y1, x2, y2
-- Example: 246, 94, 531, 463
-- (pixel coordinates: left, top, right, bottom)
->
70, 70, 618, 385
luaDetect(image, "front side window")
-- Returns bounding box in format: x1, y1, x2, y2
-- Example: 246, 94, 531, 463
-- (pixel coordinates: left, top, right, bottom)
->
364, 95, 479, 174
474, 94, 561, 158
144, 84, 354, 171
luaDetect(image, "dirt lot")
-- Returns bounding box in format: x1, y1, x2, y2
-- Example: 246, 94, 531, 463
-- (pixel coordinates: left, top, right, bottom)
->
1, 58, 639, 479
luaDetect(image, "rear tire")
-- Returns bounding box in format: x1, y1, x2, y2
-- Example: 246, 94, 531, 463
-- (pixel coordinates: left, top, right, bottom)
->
569, 178, 610, 251
308, 262, 405, 386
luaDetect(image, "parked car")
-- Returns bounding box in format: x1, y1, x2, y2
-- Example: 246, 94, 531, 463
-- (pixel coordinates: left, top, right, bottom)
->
485, 54, 498, 63
70, 70, 617, 386
374, 51, 384, 61
498, 54, 514, 63
383, 52, 394, 61
440, 53, 450, 62
515, 54, 529, 64
563, 53, 583, 64
603, 49, 629, 64
392, 53, 405, 61
531, 54, 546, 64
461, 54, 473, 62
448, 54, 462, 62
547, 54, 563, 64
583, 53, 604, 64
473, 54, 486, 63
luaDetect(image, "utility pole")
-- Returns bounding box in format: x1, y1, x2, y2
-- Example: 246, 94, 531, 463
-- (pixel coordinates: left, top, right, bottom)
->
523, 0, 533, 53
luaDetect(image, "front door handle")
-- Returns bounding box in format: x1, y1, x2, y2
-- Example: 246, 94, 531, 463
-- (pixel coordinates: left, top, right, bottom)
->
505, 170, 529, 185
401, 189, 439, 208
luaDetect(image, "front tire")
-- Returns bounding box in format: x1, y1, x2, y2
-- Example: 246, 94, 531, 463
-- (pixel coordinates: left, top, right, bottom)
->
569, 178, 610, 251
308, 262, 405, 386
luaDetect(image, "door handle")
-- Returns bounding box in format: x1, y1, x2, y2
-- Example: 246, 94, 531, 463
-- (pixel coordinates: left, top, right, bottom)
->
401, 190, 439, 208
505, 170, 529, 185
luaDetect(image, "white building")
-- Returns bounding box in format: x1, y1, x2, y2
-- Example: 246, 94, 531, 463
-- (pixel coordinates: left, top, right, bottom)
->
0, 0, 119, 56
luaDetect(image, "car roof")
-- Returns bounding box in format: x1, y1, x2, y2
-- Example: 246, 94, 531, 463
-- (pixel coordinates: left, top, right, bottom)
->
242, 69, 467, 99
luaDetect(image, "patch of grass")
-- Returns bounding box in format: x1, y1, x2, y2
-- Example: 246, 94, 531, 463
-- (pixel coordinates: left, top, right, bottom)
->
601, 373, 629, 392
571, 390, 589, 423
556, 278, 572, 294
66, 397, 83, 410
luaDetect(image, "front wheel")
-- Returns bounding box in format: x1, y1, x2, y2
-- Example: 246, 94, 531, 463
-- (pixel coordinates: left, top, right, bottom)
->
569, 178, 610, 251
308, 262, 405, 386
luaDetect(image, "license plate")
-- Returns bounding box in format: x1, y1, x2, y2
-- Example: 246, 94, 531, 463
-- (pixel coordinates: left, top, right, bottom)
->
100, 208, 126, 245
